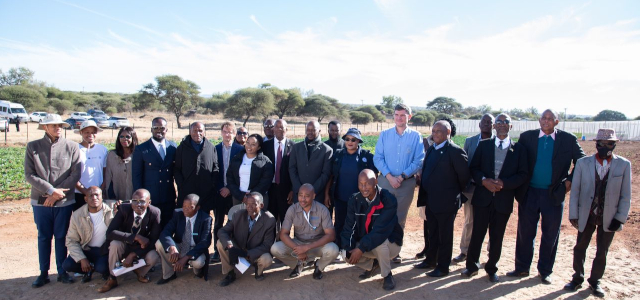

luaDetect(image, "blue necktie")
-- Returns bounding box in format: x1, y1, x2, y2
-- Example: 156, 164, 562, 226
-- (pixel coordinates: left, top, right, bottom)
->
158, 144, 166, 160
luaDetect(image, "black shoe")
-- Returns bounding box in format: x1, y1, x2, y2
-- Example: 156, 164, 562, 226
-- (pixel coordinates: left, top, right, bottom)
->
219, 271, 236, 287
383, 273, 396, 291
452, 253, 467, 263
289, 263, 303, 278
149, 266, 156, 273
392, 255, 402, 264
101, 273, 109, 281
254, 264, 265, 281
156, 272, 177, 285
426, 269, 449, 277
194, 268, 205, 279
313, 267, 323, 280
32, 274, 50, 288
415, 249, 427, 259
564, 281, 582, 291
488, 273, 500, 283
81, 271, 93, 283
590, 283, 605, 298
506, 270, 530, 277
359, 259, 380, 279
57, 272, 75, 284
540, 274, 552, 285
211, 252, 221, 263
461, 269, 478, 278
414, 260, 436, 269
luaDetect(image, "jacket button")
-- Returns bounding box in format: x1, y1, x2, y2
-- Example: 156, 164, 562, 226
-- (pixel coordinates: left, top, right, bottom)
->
159, 170, 162, 172
159, 180, 162, 183
167, 169, 169, 172
149, 163, 152, 166
167, 180, 170, 183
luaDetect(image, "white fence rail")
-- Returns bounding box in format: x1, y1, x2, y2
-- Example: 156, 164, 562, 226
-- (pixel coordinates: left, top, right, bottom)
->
453, 120, 640, 140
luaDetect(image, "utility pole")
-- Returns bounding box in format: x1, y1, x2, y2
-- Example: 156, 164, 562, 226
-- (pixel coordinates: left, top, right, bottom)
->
361, 99, 364, 106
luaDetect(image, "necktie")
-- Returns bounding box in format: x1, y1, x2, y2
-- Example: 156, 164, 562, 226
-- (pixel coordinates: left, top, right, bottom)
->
275, 142, 282, 184
131, 216, 142, 235
179, 219, 192, 257
158, 144, 166, 160
499, 141, 503, 149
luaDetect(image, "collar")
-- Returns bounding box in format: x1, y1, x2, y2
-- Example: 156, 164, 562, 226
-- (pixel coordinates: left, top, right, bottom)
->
595, 153, 613, 165
151, 138, 166, 149
186, 211, 198, 224
434, 140, 447, 150
538, 129, 557, 140
395, 125, 410, 136
275, 137, 287, 144
294, 200, 318, 213
365, 186, 380, 205
248, 210, 261, 222
44, 133, 60, 144
495, 136, 511, 149
134, 209, 147, 220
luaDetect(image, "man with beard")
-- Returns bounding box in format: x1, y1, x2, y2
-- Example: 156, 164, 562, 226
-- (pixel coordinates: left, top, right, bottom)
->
324, 120, 345, 153
289, 120, 333, 204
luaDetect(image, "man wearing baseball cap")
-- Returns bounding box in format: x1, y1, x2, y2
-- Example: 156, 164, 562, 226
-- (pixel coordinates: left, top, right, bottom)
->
74, 120, 109, 211
25, 114, 82, 287
564, 129, 631, 298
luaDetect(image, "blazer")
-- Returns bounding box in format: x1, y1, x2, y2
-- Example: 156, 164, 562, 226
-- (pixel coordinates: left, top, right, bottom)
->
461, 134, 482, 200
515, 129, 585, 205
132, 139, 177, 205
215, 142, 244, 190
106, 204, 162, 257
217, 209, 276, 260
569, 155, 632, 232
469, 138, 529, 214
263, 137, 295, 191
328, 147, 377, 201
417, 140, 470, 214
226, 151, 274, 203
289, 138, 333, 203
159, 210, 212, 259
174, 136, 219, 211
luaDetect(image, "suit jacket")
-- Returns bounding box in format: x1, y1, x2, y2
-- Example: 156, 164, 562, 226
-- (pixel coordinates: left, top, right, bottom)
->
174, 136, 219, 211
469, 138, 528, 214
226, 151, 274, 203
461, 134, 482, 200
263, 137, 295, 192
132, 139, 177, 205
569, 155, 632, 232
417, 141, 470, 214
328, 147, 378, 201
515, 129, 585, 205
215, 142, 243, 210
289, 138, 333, 203
217, 209, 276, 260
159, 210, 212, 258
106, 204, 162, 257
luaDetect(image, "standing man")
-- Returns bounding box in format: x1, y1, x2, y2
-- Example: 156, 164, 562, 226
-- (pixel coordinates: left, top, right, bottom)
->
156, 194, 212, 284
24, 113, 81, 287
454, 113, 494, 263
289, 120, 333, 204
417, 120, 470, 277
132, 117, 177, 228
461, 113, 528, 282
234, 126, 248, 146
374, 104, 424, 263
174, 122, 218, 213
263, 119, 275, 141
271, 184, 339, 280
325, 120, 345, 153
74, 120, 108, 211
264, 119, 295, 225
213, 121, 244, 262
509, 109, 585, 284
564, 129, 631, 298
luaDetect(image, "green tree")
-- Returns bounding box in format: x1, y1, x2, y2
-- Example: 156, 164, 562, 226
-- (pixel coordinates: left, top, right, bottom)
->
635, 116, 640, 120
426, 97, 462, 115
593, 110, 627, 121
350, 111, 373, 124
0, 67, 35, 86
140, 74, 200, 128
49, 98, 74, 115
356, 105, 385, 122
0, 85, 46, 110
477, 104, 492, 114
381, 95, 403, 109
302, 94, 341, 122
204, 98, 227, 115
224, 88, 275, 126
273, 88, 304, 119
410, 110, 436, 126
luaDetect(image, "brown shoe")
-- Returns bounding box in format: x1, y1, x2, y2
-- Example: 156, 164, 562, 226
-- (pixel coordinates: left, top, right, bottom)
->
97, 277, 118, 293
137, 274, 150, 283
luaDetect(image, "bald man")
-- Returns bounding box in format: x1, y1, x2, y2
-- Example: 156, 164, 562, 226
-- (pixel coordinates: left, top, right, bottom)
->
289, 120, 333, 204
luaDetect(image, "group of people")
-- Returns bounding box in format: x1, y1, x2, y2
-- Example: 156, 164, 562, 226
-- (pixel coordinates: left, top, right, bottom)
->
23, 104, 631, 297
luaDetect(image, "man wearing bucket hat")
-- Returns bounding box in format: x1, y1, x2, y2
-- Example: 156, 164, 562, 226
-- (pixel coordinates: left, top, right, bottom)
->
73, 120, 109, 211
24, 113, 82, 287
563, 129, 631, 298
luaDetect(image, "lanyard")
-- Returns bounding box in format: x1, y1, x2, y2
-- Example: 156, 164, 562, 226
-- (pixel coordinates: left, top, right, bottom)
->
303, 210, 317, 230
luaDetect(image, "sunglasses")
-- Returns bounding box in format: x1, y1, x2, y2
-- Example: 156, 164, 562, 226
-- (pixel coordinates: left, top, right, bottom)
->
119, 135, 132, 139
597, 141, 616, 148
344, 137, 360, 143
152, 126, 166, 131
263, 125, 274, 128
237, 131, 248, 135
495, 119, 511, 125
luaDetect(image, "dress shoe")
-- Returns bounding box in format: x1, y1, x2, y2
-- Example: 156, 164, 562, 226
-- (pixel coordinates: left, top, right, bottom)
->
97, 276, 118, 293
359, 259, 380, 279
211, 252, 221, 263
57, 272, 75, 284
540, 274, 552, 285
289, 263, 303, 278
254, 264, 265, 281
461, 269, 478, 278
452, 253, 467, 263
564, 281, 582, 291
590, 283, 605, 298
506, 270, 529, 277
383, 273, 396, 291
149, 266, 156, 272
194, 268, 205, 279
415, 249, 427, 259
81, 271, 93, 283
488, 273, 500, 283
219, 271, 236, 287
414, 260, 436, 269
156, 272, 177, 285
31, 273, 50, 288
392, 255, 402, 264
313, 267, 323, 280
137, 274, 150, 283
426, 269, 449, 277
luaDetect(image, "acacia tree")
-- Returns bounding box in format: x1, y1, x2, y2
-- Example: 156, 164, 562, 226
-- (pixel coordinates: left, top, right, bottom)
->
426, 97, 462, 115
273, 88, 304, 119
381, 95, 403, 109
302, 94, 341, 122
593, 110, 627, 121
0, 67, 35, 87
224, 88, 275, 126
140, 74, 200, 128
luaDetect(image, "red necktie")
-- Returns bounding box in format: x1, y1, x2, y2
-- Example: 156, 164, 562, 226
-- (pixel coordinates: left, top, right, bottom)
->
275, 142, 282, 184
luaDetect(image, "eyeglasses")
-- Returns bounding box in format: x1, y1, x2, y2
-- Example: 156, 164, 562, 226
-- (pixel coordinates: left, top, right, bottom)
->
597, 141, 616, 148
495, 119, 511, 125
237, 131, 248, 135
152, 126, 166, 131
119, 135, 132, 139
344, 138, 359, 143
263, 124, 274, 128
131, 199, 148, 206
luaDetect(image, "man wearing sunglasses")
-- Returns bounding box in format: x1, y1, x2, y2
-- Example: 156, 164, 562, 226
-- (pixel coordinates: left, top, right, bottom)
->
564, 129, 631, 298
263, 119, 275, 141
132, 117, 177, 228
234, 126, 248, 146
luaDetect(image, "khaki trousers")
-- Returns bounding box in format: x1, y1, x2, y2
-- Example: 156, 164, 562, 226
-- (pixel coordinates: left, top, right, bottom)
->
154, 240, 206, 279
108, 240, 159, 277
270, 239, 339, 271
377, 175, 416, 229
216, 240, 273, 275
355, 239, 401, 277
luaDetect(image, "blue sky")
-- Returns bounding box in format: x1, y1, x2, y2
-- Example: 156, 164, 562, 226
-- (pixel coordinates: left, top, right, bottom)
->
1, 0, 639, 117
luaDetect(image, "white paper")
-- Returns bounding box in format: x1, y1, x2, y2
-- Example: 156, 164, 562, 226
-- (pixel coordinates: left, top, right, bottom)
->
235, 257, 251, 274
113, 259, 146, 277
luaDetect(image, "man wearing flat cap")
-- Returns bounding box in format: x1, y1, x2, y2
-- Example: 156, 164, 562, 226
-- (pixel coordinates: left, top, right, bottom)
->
563, 129, 631, 298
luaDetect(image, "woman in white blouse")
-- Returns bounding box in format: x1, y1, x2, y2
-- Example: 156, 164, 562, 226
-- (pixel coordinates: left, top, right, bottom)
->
227, 134, 274, 207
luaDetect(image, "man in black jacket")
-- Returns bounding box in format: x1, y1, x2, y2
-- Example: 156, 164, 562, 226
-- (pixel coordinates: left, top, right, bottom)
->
289, 120, 333, 204
461, 113, 528, 282
341, 169, 403, 291
264, 119, 295, 225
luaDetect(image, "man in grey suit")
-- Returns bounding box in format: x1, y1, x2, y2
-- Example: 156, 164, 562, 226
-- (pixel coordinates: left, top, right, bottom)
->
454, 113, 494, 263
564, 129, 631, 298
289, 120, 333, 204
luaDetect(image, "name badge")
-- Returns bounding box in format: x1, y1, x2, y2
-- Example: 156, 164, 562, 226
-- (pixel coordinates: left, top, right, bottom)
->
192, 233, 198, 236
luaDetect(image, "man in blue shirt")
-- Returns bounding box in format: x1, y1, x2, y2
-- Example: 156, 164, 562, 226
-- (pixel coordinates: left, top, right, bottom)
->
374, 104, 424, 263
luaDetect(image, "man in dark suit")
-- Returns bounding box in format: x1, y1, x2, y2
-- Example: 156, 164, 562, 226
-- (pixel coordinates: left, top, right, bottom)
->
264, 119, 295, 225
289, 120, 333, 204
174, 122, 218, 213
216, 192, 276, 286
132, 117, 177, 228
155, 194, 212, 284
98, 189, 161, 293
461, 113, 528, 282
508, 109, 585, 284
416, 120, 470, 277
212, 121, 244, 261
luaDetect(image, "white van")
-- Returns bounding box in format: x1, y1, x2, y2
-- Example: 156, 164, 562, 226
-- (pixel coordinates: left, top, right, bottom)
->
0, 100, 29, 123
